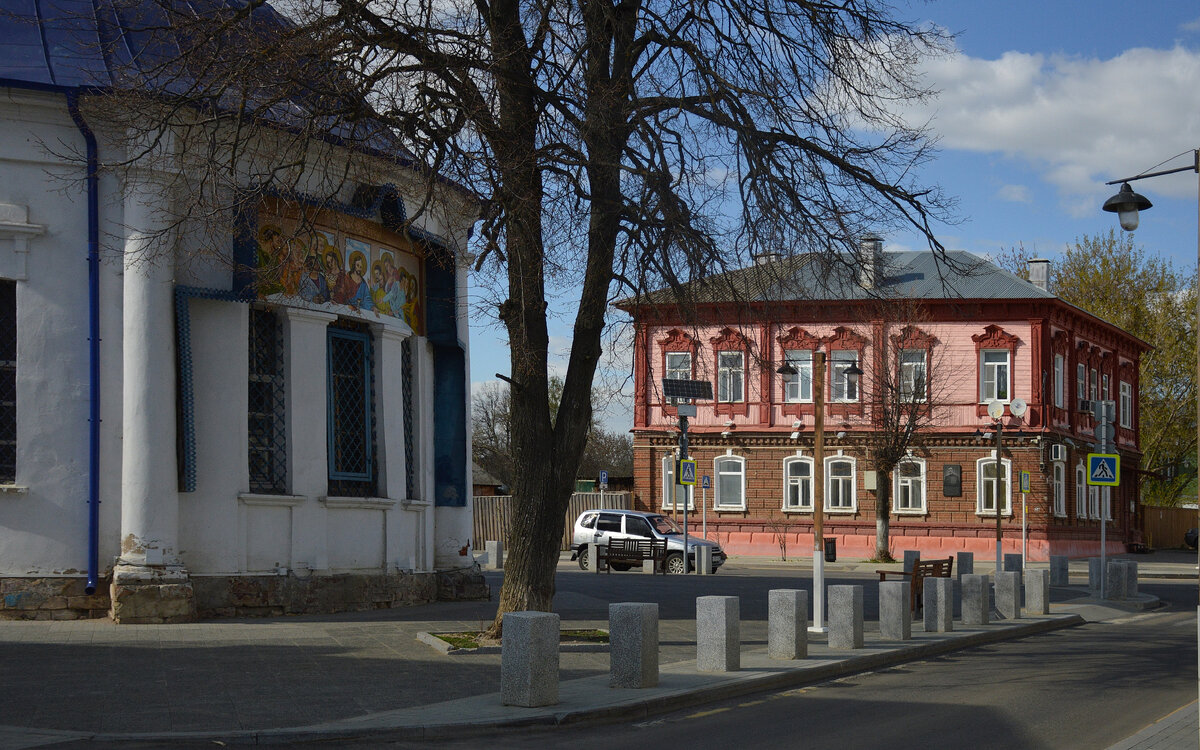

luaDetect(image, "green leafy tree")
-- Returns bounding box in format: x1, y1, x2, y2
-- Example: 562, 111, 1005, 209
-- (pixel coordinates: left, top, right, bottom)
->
998, 232, 1197, 505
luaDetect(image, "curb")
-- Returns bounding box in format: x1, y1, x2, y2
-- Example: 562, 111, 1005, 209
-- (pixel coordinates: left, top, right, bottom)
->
416, 630, 610, 655
26, 614, 1084, 746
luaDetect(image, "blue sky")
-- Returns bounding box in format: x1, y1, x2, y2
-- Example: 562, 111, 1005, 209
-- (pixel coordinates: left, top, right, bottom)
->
467, 1, 1200, 434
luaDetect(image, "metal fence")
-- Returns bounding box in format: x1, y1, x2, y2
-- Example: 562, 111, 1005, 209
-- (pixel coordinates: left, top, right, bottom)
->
473, 491, 633, 551
1142, 505, 1197, 550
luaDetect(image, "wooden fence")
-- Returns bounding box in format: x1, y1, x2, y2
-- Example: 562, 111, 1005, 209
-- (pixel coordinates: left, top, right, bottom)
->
1142, 505, 1198, 550
473, 491, 633, 552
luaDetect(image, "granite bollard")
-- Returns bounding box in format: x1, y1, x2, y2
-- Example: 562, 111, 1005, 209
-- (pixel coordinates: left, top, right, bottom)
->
485, 540, 503, 570
609, 603, 659, 688
961, 574, 989, 626
642, 559, 656, 574
1049, 555, 1070, 586
697, 596, 740, 672
903, 550, 921, 574
589, 544, 603, 573
1122, 560, 1138, 597
956, 552, 974, 583
501, 611, 559, 707
1004, 553, 1023, 572
696, 546, 713, 575
879, 581, 911, 641
768, 589, 808, 660
1088, 557, 1103, 593
1104, 559, 1128, 601
923, 577, 954, 632
1025, 569, 1050, 615
827, 585, 864, 649
995, 571, 1021, 619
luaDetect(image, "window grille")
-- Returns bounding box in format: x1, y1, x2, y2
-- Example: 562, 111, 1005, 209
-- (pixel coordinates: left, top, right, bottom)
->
402, 338, 415, 499
248, 307, 286, 493
327, 321, 376, 496
0, 280, 13, 483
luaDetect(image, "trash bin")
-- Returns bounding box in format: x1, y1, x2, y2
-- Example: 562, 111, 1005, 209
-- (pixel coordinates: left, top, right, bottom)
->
824, 538, 836, 562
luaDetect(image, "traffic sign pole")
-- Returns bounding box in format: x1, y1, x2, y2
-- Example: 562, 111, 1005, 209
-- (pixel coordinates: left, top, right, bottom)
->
1020, 470, 1030, 570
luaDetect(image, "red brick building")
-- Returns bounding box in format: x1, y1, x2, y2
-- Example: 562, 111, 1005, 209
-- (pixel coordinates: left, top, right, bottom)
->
617, 243, 1148, 560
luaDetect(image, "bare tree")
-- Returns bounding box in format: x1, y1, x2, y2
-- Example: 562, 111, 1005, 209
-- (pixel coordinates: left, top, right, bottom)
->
66, 0, 955, 636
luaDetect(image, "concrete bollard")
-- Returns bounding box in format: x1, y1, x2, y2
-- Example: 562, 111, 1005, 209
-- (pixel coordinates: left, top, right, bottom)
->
903, 550, 921, 574
501, 611, 559, 707
923, 578, 954, 633
961, 574, 989, 626
1122, 560, 1138, 597
609, 603, 659, 688
589, 544, 603, 574
696, 546, 713, 575
642, 559, 656, 574
1104, 560, 1128, 601
956, 552, 974, 583
879, 581, 911, 641
697, 596, 740, 672
1025, 569, 1050, 615
827, 585, 864, 649
1004, 553, 1023, 572
1049, 555, 1070, 586
768, 589, 808, 660
1088, 557, 1103, 593
485, 540, 503, 570
995, 571, 1021, 619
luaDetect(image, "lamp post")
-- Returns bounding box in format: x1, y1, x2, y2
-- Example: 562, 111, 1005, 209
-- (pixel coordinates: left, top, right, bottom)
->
1101, 149, 1200, 742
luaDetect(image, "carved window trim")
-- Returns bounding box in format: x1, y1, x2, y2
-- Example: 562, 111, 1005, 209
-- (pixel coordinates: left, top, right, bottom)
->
710, 327, 750, 416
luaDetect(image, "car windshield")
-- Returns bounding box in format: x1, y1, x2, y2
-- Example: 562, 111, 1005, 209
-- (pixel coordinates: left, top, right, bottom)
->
649, 515, 681, 535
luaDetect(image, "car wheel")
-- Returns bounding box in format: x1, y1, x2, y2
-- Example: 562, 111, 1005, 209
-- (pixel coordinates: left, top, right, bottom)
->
610, 563, 632, 571
665, 552, 687, 575
577, 547, 590, 570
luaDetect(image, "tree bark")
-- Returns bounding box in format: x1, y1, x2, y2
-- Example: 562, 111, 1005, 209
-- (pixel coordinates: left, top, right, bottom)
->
875, 468, 892, 560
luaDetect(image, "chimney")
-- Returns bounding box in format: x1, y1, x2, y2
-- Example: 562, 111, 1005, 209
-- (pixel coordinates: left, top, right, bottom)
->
1028, 258, 1050, 291
858, 236, 883, 289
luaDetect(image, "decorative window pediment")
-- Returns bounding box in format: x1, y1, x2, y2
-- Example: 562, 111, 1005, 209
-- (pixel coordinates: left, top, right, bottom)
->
658, 328, 697, 352
710, 326, 749, 349
822, 326, 869, 349
893, 325, 938, 350
0, 203, 44, 281
972, 324, 1020, 351
778, 326, 821, 350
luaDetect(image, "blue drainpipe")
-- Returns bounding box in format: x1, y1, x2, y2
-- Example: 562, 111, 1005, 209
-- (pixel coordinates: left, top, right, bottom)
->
66, 93, 101, 596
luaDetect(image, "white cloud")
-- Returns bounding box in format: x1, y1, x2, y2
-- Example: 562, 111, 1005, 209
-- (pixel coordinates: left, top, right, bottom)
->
996, 184, 1032, 203
1183, 17, 1200, 32
902, 45, 1200, 213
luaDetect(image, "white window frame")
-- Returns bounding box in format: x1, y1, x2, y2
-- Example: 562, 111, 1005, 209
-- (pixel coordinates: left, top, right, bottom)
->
1052, 462, 1066, 517
1089, 367, 1098, 401
830, 350, 859, 403
783, 350, 813, 403
825, 455, 857, 512
1053, 354, 1064, 408
717, 350, 745, 403
1103, 486, 1112, 521
975, 456, 1012, 516
981, 350, 1010, 402
665, 351, 691, 382
782, 455, 814, 511
893, 457, 926, 514
899, 349, 927, 403
714, 453, 746, 511
1102, 373, 1110, 400
1089, 484, 1100, 520
1075, 463, 1087, 518
1077, 363, 1086, 402
1119, 381, 1133, 429
661, 455, 694, 510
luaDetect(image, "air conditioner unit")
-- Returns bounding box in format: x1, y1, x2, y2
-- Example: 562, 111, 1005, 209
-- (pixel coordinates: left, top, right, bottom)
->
1050, 444, 1066, 462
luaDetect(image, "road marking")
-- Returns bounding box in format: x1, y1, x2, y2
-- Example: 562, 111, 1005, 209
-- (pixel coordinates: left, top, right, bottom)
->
739, 700, 765, 707
687, 707, 731, 719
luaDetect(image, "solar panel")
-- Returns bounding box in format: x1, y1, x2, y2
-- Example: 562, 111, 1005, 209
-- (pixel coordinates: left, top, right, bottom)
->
662, 378, 713, 401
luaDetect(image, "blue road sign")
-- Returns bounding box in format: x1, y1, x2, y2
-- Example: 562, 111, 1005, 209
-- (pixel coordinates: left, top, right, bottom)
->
1087, 453, 1120, 486
599, 470, 608, 486
701, 474, 711, 490
677, 459, 697, 486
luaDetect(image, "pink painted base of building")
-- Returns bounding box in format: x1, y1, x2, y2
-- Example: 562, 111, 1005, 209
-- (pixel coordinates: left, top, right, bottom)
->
714, 529, 1129, 561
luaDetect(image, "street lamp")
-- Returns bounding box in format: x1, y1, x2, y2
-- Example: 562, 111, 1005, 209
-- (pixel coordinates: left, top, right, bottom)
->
1101, 148, 1200, 743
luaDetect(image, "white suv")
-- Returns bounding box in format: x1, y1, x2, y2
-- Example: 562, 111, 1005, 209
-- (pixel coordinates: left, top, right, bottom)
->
570, 509, 726, 574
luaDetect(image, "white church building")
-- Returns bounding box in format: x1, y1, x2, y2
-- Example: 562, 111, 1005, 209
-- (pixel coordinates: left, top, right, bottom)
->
0, 0, 485, 622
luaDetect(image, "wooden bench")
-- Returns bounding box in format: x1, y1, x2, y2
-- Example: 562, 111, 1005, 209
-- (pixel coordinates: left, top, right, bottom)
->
877, 557, 953, 615
603, 538, 668, 574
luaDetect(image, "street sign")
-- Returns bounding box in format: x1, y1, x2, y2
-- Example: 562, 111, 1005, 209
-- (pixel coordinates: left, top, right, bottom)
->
599, 470, 608, 486
701, 474, 711, 490
1020, 471, 1030, 493
677, 459, 697, 486
1087, 453, 1120, 486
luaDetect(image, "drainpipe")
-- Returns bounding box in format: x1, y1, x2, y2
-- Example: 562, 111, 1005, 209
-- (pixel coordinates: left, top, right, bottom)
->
66, 93, 101, 596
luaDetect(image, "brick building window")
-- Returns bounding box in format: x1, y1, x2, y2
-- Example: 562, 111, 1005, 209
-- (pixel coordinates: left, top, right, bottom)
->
981, 350, 1010, 401
1119, 381, 1133, 428
714, 454, 746, 510
1053, 354, 1064, 408
717, 351, 744, 403
783, 350, 813, 403
825, 456, 856, 511
830, 350, 859, 402
783, 455, 813, 511
894, 458, 925, 513
665, 351, 691, 381
661, 455, 694, 510
1075, 463, 1087, 518
1052, 462, 1066, 517
976, 456, 1011, 515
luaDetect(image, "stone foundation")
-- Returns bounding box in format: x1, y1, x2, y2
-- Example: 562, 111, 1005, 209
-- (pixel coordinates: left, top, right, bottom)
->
2, 565, 490, 622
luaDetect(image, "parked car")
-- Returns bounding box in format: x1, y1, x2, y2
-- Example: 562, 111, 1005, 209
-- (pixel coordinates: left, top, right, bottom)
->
570, 509, 726, 574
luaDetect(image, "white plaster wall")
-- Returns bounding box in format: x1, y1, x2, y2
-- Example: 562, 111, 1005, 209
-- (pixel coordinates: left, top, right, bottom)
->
0, 89, 124, 576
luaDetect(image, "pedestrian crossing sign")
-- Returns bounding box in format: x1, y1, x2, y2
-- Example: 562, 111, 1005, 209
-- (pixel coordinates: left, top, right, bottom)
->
1086, 453, 1120, 487
676, 459, 697, 486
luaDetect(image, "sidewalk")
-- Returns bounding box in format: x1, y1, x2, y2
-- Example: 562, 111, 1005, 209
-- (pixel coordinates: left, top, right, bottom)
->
1107, 701, 1199, 750
0, 554, 1187, 749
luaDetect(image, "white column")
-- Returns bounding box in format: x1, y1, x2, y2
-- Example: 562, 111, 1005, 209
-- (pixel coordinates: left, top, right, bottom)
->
371, 322, 412, 571
282, 306, 336, 573
118, 173, 180, 567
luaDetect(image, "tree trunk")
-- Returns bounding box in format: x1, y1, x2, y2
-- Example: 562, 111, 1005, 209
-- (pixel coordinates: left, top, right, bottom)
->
875, 468, 892, 560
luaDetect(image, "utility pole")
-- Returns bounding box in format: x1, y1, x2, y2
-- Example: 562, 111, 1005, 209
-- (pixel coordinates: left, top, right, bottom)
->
811, 352, 827, 633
